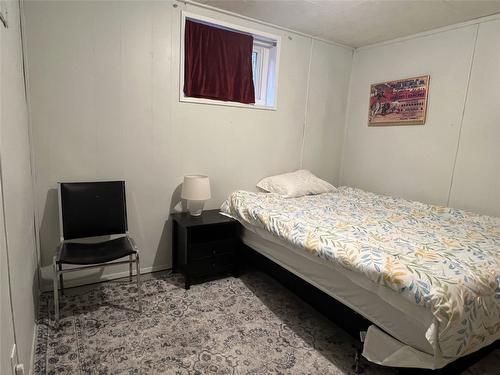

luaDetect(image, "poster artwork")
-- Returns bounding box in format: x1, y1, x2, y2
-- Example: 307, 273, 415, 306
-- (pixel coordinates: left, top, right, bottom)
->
368, 75, 430, 126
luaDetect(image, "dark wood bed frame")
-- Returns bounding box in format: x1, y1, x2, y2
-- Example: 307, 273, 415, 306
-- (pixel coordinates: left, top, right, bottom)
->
238, 243, 498, 375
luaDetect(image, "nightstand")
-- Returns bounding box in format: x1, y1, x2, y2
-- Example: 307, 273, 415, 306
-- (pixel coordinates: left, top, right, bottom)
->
171, 209, 240, 289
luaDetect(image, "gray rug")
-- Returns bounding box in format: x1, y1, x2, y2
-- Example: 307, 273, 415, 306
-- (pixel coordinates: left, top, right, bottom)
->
34, 271, 498, 374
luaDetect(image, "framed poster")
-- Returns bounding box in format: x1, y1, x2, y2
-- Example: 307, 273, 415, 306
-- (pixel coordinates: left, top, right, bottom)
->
368, 75, 430, 126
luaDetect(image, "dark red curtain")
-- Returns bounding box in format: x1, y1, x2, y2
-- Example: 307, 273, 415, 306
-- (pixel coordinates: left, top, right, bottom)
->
184, 20, 255, 104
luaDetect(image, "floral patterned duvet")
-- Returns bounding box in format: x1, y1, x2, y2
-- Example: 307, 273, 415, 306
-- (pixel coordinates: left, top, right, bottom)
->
221, 187, 500, 360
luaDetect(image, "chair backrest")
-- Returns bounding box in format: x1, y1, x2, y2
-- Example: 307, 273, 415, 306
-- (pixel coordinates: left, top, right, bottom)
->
58, 181, 128, 240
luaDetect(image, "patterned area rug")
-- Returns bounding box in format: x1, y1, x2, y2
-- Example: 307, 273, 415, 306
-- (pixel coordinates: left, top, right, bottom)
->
34, 271, 498, 374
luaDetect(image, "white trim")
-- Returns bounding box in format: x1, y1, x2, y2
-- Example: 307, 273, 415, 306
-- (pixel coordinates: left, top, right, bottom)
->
356, 12, 500, 51
179, 96, 277, 111
252, 47, 262, 102
179, 10, 281, 111
252, 44, 270, 106
40, 264, 171, 292
253, 39, 275, 48
177, 0, 354, 50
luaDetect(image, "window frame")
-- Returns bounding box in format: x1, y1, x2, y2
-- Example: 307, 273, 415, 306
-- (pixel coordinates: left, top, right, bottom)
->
180, 11, 281, 111
252, 44, 271, 106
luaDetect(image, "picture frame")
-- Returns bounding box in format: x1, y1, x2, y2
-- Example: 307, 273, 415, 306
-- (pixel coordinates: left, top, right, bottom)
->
368, 75, 430, 126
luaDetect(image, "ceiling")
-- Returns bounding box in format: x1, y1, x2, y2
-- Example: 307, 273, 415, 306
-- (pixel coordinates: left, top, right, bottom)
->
195, 0, 500, 47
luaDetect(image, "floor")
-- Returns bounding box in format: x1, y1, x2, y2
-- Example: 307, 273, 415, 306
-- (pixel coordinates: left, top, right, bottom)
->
34, 270, 499, 375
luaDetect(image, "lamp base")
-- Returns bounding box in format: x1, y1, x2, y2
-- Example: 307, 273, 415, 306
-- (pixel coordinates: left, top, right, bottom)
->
187, 200, 205, 216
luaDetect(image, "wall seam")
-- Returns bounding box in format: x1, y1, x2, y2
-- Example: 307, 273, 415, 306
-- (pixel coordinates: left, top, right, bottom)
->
299, 38, 314, 169
18, 0, 41, 298
338, 48, 356, 186
446, 24, 480, 207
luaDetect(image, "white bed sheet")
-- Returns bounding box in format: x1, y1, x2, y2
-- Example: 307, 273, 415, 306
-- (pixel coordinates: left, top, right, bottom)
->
241, 223, 455, 369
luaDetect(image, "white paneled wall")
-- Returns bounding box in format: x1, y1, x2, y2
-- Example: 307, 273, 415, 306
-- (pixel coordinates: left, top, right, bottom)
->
23, 0, 500, 294
341, 18, 500, 217
341, 26, 478, 206
302, 40, 353, 184
23, 1, 353, 290
0, 1, 38, 373
448, 19, 500, 217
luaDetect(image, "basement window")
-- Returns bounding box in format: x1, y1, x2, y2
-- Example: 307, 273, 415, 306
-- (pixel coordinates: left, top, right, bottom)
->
180, 12, 280, 110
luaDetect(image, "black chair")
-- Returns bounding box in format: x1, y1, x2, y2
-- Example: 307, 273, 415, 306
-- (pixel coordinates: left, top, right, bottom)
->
53, 181, 141, 321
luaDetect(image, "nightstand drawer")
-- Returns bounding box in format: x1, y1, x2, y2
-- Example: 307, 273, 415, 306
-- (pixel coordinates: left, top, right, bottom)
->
189, 239, 236, 261
189, 255, 234, 276
189, 223, 238, 244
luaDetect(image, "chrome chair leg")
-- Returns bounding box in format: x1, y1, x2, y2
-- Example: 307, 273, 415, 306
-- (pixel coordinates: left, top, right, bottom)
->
136, 253, 141, 312
129, 254, 133, 281
53, 258, 60, 323
59, 263, 64, 296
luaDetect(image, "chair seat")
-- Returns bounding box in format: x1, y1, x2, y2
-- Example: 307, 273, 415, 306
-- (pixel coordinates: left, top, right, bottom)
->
58, 236, 136, 265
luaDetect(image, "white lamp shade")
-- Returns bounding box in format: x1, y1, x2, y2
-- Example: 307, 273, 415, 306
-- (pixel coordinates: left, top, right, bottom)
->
181, 175, 211, 201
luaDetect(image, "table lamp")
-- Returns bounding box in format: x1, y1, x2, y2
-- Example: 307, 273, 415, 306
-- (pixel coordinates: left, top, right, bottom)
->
181, 175, 211, 216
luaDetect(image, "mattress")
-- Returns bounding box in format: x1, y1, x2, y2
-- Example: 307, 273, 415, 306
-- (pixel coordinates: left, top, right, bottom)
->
222, 187, 500, 368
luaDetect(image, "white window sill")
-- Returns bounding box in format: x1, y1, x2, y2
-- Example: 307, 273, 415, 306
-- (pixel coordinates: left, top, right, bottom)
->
179, 96, 277, 111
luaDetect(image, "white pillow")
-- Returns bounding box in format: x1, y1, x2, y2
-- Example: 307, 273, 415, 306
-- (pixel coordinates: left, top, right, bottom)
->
256, 170, 336, 198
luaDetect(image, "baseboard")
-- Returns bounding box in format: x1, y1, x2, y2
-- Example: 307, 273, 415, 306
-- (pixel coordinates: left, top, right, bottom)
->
39, 264, 171, 292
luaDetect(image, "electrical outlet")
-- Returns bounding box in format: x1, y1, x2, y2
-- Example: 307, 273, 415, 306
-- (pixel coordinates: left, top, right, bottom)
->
10, 344, 17, 375
15, 364, 25, 375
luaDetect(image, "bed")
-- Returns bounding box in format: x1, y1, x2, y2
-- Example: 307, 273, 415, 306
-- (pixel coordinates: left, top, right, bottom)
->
221, 186, 500, 369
